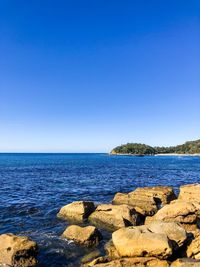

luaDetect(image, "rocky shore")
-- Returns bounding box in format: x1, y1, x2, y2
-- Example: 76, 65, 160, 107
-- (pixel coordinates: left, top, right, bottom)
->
1, 184, 200, 266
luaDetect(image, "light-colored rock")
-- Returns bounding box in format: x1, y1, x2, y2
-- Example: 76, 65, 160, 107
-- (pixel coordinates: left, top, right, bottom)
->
83, 256, 169, 267
148, 200, 200, 230
112, 226, 172, 259
146, 221, 187, 249
89, 204, 137, 231
179, 184, 200, 204
171, 258, 200, 267
112, 186, 176, 216
112, 192, 157, 216
57, 201, 95, 222
187, 230, 200, 259
62, 225, 102, 246
0, 233, 38, 267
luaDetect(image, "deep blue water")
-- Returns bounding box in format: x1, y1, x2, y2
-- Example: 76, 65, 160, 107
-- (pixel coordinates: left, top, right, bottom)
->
0, 153, 200, 266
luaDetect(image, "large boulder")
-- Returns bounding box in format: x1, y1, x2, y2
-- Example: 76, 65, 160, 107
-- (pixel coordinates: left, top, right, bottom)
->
146, 200, 200, 230
89, 204, 137, 231
179, 184, 200, 204
171, 258, 200, 267
0, 233, 38, 267
82, 257, 169, 267
146, 221, 187, 249
57, 201, 95, 222
62, 225, 102, 247
112, 186, 176, 216
112, 225, 172, 259
186, 230, 200, 259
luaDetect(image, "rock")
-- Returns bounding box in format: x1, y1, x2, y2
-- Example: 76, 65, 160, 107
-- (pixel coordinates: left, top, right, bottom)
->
62, 225, 102, 247
112, 186, 176, 216
89, 204, 137, 231
0, 233, 38, 267
81, 250, 101, 264
179, 184, 200, 204
171, 258, 200, 267
112, 226, 172, 259
82, 256, 169, 267
148, 200, 200, 230
57, 201, 95, 222
187, 230, 200, 259
146, 221, 187, 249
104, 240, 120, 260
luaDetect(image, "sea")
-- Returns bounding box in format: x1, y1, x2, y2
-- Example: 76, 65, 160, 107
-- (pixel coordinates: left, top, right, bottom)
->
0, 153, 200, 266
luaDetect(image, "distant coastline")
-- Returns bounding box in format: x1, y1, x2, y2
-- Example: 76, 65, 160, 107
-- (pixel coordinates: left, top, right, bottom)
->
109, 153, 200, 157
110, 139, 200, 156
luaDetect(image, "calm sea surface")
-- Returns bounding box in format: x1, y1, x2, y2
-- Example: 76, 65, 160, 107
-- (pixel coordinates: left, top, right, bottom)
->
0, 153, 200, 266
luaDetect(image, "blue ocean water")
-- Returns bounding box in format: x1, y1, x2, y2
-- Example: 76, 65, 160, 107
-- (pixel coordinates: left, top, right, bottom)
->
0, 153, 200, 266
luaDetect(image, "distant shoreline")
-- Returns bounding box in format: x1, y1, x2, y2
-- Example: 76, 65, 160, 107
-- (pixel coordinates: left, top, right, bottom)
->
109, 153, 200, 157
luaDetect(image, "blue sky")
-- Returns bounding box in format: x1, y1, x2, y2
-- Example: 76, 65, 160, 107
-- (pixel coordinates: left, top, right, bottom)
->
0, 0, 200, 152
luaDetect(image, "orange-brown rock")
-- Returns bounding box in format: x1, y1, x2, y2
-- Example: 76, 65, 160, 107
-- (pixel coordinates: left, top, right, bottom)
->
187, 230, 200, 259
62, 225, 102, 247
147, 200, 200, 230
112, 186, 176, 216
179, 184, 200, 204
82, 256, 169, 267
112, 225, 172, 259
89, 204, 137, 231
0, 233, 38, 267
57, 201, 95, 222
171, 258, 200, 267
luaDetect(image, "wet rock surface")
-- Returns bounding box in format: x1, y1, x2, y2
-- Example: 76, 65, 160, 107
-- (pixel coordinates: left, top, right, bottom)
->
57, 201, 96, 222
62, 225, 102, 247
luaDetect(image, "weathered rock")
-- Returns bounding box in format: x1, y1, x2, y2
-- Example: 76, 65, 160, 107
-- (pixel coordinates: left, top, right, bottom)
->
81, 250, 101, 264
171, 258, 200, 267
112, 226, 172, 259
146, 221, 187, 249
179, 184, 200, 204
0, 233, 38, 267
104, 240, 120, 260
148, 200, 200, 230
112, 186, 176, 216
82, 256, 169, 267
187, 230, 200, 259
62, 225, 102, 247
57, 201, 95, 222
89, 204, 137, 231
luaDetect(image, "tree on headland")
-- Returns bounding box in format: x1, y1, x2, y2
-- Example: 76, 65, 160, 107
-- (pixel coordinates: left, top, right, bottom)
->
111, 139, 200, 155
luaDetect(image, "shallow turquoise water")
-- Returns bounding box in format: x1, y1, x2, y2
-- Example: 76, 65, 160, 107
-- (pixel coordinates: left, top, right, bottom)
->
0, 153, 200, 266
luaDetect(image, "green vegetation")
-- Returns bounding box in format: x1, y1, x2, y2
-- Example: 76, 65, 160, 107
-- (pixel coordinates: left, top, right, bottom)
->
111, 139, 200, 155
111, 143, 156, 155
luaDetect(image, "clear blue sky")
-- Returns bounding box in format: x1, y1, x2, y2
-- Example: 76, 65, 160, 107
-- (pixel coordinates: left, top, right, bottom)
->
0, 1, 199, 152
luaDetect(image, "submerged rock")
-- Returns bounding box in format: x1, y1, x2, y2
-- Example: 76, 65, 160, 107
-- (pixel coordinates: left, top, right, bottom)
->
57, 201, 95, 222
0, 233, 38, 267
62, 225, 102, 247
89, 204, 137, 231
112, 225, 172, 259
81, 250, 101, 264
112, 186, 176, 216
